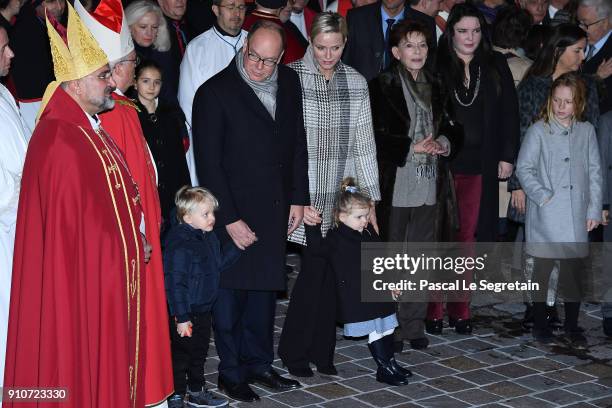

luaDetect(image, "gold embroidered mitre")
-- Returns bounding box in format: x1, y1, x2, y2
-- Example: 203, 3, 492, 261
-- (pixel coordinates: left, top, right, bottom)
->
37, 1, 109, 120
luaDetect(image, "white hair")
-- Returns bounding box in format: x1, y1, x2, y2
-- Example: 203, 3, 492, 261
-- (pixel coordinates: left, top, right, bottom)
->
125, 0, 171, 52
580, 0, 612, 21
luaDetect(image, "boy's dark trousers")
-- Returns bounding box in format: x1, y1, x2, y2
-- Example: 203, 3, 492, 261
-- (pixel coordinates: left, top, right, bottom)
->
169, 312, 212, 395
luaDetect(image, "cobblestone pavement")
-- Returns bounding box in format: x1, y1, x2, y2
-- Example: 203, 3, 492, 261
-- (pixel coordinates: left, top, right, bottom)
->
202, 256, 612, 408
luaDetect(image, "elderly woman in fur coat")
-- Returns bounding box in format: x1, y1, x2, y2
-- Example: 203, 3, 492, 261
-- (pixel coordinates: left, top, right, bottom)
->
369, 19, 462, 352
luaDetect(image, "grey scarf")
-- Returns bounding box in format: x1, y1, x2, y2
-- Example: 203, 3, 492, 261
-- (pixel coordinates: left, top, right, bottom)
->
397, 66, 436, 181
235, 48, 279, 119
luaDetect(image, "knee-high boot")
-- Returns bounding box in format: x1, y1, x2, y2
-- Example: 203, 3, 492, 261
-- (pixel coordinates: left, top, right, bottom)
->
367, 338, 408, 386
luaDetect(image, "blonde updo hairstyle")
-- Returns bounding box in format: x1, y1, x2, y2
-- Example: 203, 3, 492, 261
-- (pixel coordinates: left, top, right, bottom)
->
333, 177, 372, 226
310, 12, 348, 43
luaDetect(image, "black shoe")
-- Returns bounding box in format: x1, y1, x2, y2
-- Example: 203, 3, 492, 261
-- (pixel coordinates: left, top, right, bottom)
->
425, 319, 443, 335
368, 338, 408, 386
381, 335, 412, 377
451, 318, 473, 335
249, 368, 302, 391
217, 377, 259, 403
604, 318, 612, 337
533, 329, 558, 346
286, 365, 314, 378
393, 340, 404, 353
522, 303, 534, 330
564, 331, 588, 350
315, 365, 338, 376
409, 338, 429, 350
389, 357, 413, 377
547, 305, 563, 330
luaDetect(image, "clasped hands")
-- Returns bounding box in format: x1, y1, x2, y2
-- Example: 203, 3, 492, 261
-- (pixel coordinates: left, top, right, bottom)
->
413, 134, 448, 155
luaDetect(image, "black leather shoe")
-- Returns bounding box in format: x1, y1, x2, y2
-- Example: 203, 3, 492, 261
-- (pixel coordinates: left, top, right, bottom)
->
249, 368, 302, 391
546, 305, 563, 330
425, 319, 443, 335
603, 318, 612, 337
218, 377, 259, 402
450, 318, 473, 334
409, 337, 429, 350
389, 357, 413, 377
316, 365, 338, 376
287, 365, 314, 378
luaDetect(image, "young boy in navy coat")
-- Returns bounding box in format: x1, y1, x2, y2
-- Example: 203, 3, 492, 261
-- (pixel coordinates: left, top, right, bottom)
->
164, 186, 241, 408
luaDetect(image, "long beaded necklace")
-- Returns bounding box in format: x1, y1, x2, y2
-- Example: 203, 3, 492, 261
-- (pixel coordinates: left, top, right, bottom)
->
454, 66, 481, 107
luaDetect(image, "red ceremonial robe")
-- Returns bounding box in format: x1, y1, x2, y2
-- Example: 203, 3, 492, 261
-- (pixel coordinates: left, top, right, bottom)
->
99, 92, 173, 405
3, 87, 145, 407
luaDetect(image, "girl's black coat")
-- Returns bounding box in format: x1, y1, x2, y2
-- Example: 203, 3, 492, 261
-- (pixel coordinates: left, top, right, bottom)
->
305, 223, 395, 324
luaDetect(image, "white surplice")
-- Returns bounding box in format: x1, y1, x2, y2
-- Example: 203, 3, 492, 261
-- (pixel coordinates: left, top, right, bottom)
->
178, 26, 246, 186
0, 83, 31, 393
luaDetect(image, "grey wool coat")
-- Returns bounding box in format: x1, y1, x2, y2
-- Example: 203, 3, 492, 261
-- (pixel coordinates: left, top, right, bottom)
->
517, 119, 603, 259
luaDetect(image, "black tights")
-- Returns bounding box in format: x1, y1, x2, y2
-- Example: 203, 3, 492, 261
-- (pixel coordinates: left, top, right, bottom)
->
530, 258, 585, 333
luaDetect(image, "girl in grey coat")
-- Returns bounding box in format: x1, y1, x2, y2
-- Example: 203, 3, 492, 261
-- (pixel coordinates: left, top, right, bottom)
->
517, 73, 602, 347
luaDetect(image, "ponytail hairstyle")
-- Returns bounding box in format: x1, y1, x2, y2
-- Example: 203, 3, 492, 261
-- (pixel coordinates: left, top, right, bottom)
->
540, 72, 586, 124
333, 177, 372, 226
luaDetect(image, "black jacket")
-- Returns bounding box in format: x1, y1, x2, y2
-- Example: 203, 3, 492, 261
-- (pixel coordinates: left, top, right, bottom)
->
583, 34, 612, 114
305, 223, 395, 324
369, 66, 462, 241
437, 52, 520, 241
134, 99, 191, 227
163, 224, 241, 322
342, 2, 435, 80
343, 1, 385, 81
193, 60, 309, 291
10, 4, 54, 100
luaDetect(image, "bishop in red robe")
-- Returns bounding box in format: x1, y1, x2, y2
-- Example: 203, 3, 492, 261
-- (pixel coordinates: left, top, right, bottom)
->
4, 85, 146, 407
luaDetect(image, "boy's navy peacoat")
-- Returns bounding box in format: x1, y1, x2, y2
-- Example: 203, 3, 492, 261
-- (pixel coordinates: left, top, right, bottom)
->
163, 223, 241, 322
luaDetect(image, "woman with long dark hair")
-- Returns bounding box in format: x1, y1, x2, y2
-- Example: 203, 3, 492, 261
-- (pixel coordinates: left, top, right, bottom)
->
427, 3, 519, 334
507, 23, 599, 330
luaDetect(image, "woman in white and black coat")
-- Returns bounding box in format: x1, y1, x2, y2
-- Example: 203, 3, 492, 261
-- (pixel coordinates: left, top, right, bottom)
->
369, 19, 462, 351
278, 12, 380, 377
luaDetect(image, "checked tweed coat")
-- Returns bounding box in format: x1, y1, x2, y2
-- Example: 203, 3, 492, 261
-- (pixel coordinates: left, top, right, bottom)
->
288, 46, 381, 245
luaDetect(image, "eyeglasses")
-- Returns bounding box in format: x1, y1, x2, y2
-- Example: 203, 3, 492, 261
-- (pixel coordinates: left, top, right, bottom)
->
119, 56, 141, 66
218, 3, 247, 12
247, 51, 279, 67
579, 17, 606, 30
97, 70, 113, 81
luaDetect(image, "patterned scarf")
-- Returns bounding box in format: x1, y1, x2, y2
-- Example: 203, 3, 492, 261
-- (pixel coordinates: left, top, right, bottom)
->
397, 66, 436, 181
235, 48, 279, 119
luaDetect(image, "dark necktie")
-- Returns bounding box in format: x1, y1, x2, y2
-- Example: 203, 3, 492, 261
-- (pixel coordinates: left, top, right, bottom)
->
172, 20, 187, 57
585, 45, 595, 62
384, 18, 396, 69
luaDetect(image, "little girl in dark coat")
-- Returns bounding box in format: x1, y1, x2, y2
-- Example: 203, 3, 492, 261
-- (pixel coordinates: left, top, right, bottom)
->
304, 178, 411, 386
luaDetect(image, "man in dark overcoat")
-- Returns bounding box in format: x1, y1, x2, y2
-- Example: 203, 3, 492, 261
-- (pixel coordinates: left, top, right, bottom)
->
192, 19, 309, 403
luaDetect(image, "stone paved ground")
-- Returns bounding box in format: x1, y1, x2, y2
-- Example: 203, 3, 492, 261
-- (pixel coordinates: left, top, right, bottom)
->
202, 255, 612, 408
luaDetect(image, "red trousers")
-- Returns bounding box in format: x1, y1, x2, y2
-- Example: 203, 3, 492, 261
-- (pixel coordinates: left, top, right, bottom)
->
427, 174, 481, 320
